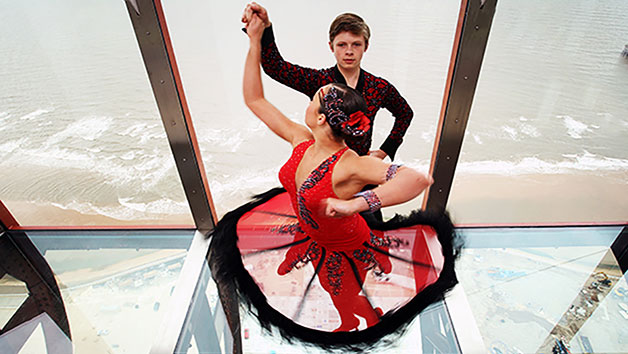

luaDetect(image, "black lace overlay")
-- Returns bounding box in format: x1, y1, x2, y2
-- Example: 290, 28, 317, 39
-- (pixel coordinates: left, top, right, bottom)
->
369, 231, 407, 249
352, 248, 383, 274
281, 241, 322, 274
326, 252, 345, 296
297, 194, 318, 229
271, 223, 301, 235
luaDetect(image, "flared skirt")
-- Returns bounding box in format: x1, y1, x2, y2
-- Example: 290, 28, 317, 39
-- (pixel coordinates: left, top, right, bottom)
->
209, 188, 461, 349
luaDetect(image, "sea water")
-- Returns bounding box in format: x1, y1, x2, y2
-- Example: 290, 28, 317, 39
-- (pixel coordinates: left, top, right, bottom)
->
0, 0, 627, 222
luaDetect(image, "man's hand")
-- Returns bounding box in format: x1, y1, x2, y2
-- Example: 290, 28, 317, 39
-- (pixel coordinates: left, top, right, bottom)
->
242, 2, 271, 28
368, 149, 388, 160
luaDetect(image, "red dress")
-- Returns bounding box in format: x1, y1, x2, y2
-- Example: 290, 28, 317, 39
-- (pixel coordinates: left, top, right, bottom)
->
210, 140, 459, 347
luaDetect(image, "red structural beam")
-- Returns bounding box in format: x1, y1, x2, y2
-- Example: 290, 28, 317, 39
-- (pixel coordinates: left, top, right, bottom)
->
0, 200, 19, 230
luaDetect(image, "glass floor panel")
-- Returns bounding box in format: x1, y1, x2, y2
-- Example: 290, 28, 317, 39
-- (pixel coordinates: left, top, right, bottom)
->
0, 230, 195, 354
236, 302, 452, 354
1, 225, 625, 354
179, 262, 459, 354
455, 226, 626, 354
177, 259, 232, 354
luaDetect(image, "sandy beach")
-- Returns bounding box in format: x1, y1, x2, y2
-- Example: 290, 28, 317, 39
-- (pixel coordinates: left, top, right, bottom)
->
386, 172, 628, 225
1, 200, 194, 227
2, 172, 627, 228
447, 172, 628, 224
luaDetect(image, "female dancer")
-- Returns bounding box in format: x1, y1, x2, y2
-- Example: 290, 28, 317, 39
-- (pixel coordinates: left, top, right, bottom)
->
209, 14, 460, 349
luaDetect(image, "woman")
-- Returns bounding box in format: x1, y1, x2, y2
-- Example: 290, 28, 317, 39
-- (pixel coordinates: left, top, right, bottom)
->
209, 14, 460, 349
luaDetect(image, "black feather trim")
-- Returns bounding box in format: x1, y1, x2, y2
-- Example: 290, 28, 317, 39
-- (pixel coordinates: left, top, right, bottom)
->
208, 187, 462, 351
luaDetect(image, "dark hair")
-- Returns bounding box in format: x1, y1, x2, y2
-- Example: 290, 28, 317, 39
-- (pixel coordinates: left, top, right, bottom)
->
329, 13, 371, 47
318, 84, 368, 140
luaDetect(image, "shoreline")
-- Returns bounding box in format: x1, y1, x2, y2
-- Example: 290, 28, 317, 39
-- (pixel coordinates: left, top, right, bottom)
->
2, 172, 627, 228
1, 200, 194, 228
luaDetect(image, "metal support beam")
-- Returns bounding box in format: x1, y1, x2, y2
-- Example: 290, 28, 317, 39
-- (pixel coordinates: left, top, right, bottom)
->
123, 0, 241, 352
0, 200, 19, 231
423, 0, 498, 212
610, 226, 628, 273
124, 0, 217, 232
0, 231, 72, 347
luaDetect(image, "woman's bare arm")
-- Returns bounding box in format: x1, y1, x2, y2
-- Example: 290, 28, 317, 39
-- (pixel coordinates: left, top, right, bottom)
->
325, 157, 433, 217
243, 15, 311, 146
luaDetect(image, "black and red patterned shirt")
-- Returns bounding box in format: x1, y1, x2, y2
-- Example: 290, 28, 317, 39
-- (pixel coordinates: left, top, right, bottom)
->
260, 26, 413, 160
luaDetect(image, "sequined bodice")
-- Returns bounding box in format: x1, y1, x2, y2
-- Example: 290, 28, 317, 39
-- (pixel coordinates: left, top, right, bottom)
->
279, 140, 370, 249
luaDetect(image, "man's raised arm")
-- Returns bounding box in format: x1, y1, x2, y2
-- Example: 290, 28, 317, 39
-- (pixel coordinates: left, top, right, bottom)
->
243, 2, 326, 99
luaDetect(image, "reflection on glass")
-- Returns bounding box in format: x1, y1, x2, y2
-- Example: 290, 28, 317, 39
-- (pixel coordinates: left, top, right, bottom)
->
456, 226, 626, 353
0, 276, 28, 330
161, 0, 460, 217
568, 273, 628, 353
50, 249, 186, 353
0, 230, 195, 353
178, 261, 229, 354
0, 0, 193, 226
449, 0, 628, 223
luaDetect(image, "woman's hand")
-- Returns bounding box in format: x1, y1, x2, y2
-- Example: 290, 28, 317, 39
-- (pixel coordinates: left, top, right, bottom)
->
323, 197, 366, 218
242, 2, 271, 28
245, 14, 265, 42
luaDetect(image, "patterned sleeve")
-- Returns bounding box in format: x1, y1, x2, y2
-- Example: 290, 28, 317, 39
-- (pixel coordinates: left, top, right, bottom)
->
379, 81, 414, 160
260, 25, 326, 99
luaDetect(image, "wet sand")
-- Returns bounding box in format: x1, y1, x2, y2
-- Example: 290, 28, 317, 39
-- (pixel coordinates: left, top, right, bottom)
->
2, 200, 194, 227
3, 172, 627, 227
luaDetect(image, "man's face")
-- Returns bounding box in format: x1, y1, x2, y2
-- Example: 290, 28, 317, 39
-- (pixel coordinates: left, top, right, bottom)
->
329, 31, 367, 71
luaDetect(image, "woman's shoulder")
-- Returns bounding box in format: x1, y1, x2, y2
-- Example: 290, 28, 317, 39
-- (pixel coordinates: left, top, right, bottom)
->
335, 148, 363, 177
339, 150, 381, 167
333, 150, 384, 197
337, 151, 389, 183
290, 129, 314, 149
292, 138, 314, 150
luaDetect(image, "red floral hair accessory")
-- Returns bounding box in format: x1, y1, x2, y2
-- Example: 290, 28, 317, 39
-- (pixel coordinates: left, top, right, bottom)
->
322, 87, 370, 138
341, 111, 370, 137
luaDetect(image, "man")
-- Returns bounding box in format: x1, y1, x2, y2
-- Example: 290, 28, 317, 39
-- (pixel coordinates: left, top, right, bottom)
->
242, 3, 413, 160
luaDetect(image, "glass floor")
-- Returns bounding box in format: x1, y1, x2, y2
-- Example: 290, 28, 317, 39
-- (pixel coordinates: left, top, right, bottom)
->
0, 225, 625, 354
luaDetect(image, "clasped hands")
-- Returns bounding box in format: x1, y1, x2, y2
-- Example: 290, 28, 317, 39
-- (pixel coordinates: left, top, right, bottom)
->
241, 2, 271, 39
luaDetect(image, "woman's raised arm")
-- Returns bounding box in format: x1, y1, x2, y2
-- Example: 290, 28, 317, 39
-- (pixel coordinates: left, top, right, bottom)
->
243, 15, 311, 145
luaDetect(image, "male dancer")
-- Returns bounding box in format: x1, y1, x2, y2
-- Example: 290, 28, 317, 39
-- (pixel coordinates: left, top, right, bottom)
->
242, 3, 414, 160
